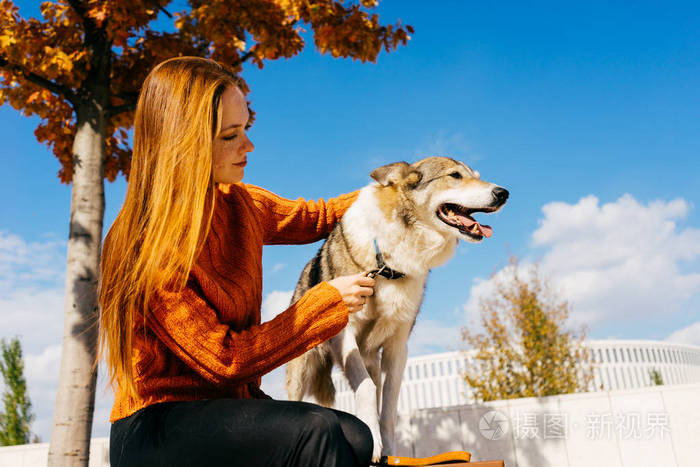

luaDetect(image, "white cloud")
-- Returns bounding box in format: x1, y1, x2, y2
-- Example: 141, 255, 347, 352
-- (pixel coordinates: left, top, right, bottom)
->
0, 230, 66, 291
0, 230, 67, 442
0, 288, 65, 354
0, 229, 114, 442
270, 262, 286, 273
260, 365, 288, 400
666, 322, 700, 347
408, 318, 464, 356
260, 289, 294, 400
0, 231, 66, 353
414, 130, 481, 163
24, 344, 62, 388
261, 290, 294, 323
21, 345, 61, 442
463, 262, 521, 326
464, 194, 700, 329
93, 365, 115, 438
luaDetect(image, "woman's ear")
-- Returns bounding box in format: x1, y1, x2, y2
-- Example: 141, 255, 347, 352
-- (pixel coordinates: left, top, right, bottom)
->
370, 161, 410, 186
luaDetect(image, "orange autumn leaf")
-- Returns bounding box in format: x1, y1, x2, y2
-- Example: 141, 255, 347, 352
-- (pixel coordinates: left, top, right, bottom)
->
26, 90, 40, 104
0, 0, 413, 184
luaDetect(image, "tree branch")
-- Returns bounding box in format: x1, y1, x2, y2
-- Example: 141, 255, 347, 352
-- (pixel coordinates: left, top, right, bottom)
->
107, 101, 136, 118
157, 5, 173, 19
231, 45, 258, 68
66, 0, 102, 38
114, 91, 139, 102
0, 57, 78, 108
66, 0, 88, 22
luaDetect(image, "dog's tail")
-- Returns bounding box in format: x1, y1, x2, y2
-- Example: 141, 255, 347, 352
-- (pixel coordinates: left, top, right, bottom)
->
285, 347, 336, 407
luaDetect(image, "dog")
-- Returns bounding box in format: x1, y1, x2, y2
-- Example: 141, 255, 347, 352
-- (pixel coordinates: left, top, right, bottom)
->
285, 156, 508, 461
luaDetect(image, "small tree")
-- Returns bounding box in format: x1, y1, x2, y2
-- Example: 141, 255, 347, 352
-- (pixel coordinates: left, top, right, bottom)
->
462, 256, 593, 402
0, 337, 34, 446
649, 368, 663, 386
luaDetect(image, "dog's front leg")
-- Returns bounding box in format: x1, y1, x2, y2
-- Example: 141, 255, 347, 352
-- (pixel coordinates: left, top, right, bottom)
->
364, 350, 382, 413
329, 329, 383, 462
379, 323, 411, 456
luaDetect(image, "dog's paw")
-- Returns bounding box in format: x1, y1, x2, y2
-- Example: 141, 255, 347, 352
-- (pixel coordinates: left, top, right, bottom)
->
361, 415, 383, 463
360, 416, 383, 462
371, 433, 383, 463
354, 380, 383, 461
360, 415, 383, 462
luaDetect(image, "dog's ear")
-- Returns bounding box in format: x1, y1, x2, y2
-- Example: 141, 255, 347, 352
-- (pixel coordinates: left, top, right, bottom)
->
370, 161, 410, 187
405, 170, 423, 189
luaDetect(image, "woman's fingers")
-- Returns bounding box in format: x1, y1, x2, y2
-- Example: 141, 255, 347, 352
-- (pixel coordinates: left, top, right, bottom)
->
327, 272, 377, 314
357, 274, 376, 288
357, 274, 375, 297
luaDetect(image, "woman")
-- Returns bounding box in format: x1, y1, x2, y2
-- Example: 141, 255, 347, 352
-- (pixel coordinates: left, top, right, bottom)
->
98, 56, 376, 466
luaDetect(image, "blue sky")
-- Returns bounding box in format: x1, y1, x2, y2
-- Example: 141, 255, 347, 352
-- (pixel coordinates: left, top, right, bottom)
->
2, 0, 700, 440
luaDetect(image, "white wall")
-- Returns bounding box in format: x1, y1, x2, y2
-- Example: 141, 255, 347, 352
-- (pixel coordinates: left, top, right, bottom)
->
1, 383, 698, 467
394, 382, 700, 467
0, 437, 109, 467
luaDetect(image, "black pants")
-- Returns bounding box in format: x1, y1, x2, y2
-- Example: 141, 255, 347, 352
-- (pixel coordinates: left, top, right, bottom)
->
110, 399, 373, 467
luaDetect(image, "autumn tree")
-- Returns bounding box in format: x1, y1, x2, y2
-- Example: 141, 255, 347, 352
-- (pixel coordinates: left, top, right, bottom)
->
0, 1, 412, 464
462, 256, 594, 402
0, 337, 35, 446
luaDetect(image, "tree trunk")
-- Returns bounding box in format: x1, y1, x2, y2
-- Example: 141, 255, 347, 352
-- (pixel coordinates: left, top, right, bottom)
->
47, 96, 106, 466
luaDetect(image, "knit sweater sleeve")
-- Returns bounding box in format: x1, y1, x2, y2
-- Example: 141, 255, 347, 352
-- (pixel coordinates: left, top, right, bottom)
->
242, 184, 360, 245
146, 280, 349, 386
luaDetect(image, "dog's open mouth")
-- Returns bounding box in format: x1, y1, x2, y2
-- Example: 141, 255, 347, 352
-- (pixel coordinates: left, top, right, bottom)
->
437, 203, 494, 239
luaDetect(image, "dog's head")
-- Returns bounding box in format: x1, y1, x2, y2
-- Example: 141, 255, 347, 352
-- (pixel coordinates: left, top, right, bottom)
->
370, 156, 509, 243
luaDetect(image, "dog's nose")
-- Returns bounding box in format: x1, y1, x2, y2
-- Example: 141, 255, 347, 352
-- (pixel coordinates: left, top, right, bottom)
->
492, 187, 509, 203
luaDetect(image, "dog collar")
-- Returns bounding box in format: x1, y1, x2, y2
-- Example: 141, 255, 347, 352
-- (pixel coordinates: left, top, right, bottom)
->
366, 238, 406, 280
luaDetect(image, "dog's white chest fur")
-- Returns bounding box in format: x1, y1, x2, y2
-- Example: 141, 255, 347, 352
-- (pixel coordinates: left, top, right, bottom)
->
351, 274, 426, 350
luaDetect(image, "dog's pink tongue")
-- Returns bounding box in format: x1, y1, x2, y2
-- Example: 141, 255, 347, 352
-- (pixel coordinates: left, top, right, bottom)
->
478, 223, 493, 238
457, 215, 493, 238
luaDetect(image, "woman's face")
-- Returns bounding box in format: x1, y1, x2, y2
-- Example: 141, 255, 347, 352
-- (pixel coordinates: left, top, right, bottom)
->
212, 85, 254, 184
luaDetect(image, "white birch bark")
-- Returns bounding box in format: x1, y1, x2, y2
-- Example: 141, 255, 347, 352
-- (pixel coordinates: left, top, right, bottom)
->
47, 100, 106, 466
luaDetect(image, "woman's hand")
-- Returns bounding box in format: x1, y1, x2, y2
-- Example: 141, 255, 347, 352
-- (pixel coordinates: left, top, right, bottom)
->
327, 272, 376, 313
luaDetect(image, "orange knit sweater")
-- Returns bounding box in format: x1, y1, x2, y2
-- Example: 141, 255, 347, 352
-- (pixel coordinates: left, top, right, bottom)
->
109, 183, 359, 422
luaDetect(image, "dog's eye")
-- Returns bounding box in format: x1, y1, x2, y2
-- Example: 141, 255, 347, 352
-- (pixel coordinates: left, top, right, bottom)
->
449, 172, 462, 179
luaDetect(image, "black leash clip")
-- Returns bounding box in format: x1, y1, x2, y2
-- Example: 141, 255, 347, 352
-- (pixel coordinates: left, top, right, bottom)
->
365, 264, 387, 279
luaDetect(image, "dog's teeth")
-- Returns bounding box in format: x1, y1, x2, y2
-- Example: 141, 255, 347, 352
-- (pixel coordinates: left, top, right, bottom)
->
471, 224, 479, 234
